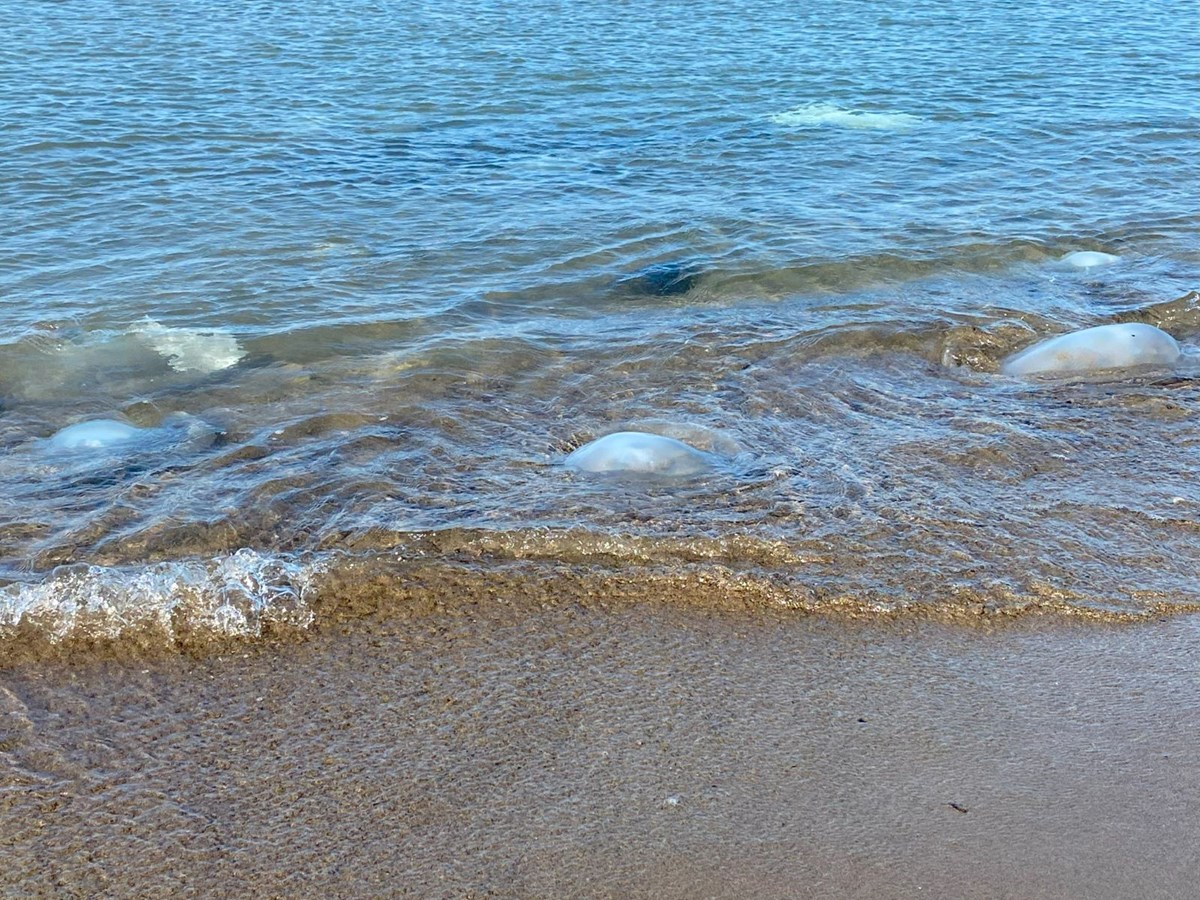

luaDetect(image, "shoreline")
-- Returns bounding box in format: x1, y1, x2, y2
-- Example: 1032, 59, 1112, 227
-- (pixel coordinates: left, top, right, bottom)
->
7, 548, 1199, 668
2, 599, 1198, 897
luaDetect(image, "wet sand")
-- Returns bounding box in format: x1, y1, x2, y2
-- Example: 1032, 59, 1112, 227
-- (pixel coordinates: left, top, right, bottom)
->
2, 599, 1199, 898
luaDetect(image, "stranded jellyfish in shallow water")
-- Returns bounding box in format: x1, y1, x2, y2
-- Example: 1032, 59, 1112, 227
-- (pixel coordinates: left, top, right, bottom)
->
1001, 323, 1181, 377
46, 418, 148, 451
1056, 250, 1120, 270
565, 431, 714, 477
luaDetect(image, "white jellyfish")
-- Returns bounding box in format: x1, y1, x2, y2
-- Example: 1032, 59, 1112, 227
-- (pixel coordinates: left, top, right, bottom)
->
1001, 323, 1181, 377
1056, 250, 1120, 270
564, 431, 713, 477
46, 419, 148, 451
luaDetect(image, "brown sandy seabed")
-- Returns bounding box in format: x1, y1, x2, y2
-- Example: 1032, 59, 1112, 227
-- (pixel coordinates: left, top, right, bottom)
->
1, 570, 1199, 900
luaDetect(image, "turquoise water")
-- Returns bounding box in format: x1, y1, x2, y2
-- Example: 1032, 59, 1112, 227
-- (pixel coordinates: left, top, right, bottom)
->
1, 0, 1198, 646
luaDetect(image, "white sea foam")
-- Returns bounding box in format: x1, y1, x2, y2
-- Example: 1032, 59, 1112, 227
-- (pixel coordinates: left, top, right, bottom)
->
0, 550, 319, 643
134, 320, 246, 374
769, 103, 923, 131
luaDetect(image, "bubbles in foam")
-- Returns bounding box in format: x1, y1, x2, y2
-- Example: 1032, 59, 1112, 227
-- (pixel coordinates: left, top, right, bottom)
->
0, 550, 319, 645
133, 319, 246, 374
769, 103, 923, 131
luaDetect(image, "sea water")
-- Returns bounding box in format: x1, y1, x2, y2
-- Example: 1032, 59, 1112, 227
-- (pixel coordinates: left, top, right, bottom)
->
1, 0, 1198, 649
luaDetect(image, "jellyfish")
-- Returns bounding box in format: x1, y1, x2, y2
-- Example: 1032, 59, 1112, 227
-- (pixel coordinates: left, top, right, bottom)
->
46, 419, 148, 451
564, 431, 713, 476
1057, 250, 1120, 270
1001, 323, 1180, 377
617, 260, 704, 297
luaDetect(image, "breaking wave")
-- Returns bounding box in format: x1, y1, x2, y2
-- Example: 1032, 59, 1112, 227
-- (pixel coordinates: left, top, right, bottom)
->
133, 320, 246, 374
4, 523, 1200, 662
0, 550, 318, 649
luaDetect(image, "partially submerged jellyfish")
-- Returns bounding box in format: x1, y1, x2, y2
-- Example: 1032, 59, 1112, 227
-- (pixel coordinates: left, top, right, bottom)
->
46, 418, 148, 451
616, 260, 704, 298
564, 431, 714, 477
1001, 323, 1181, 377
1056, 250, 1120, 270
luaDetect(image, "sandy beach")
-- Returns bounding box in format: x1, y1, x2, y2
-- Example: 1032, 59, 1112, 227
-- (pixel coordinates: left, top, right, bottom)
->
3, 1, 1198, 896
3, 597, 1198, 898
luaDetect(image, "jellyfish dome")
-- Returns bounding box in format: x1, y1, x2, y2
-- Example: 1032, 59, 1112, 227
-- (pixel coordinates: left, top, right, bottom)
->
1001, 323, 1180, 377
1057, 250, 1120, 270
47, 419, 148, 451
564, 431, 713, 477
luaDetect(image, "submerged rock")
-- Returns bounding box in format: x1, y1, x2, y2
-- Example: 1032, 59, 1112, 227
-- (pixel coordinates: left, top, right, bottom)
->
1056, 250, 1120, 270
1001, 323, 1181, 377
47, 419, 148, 451
565, 431, 714, 477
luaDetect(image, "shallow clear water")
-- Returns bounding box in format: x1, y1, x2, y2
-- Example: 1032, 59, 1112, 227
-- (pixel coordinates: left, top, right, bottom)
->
1, 0, 1198, 649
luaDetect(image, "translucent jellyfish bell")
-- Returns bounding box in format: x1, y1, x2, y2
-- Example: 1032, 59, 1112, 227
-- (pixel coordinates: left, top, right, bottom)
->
46, 419, 148, 451
1001, 323, 1181, 377
564, 431, 714, 477
1056, 250, 1120, 270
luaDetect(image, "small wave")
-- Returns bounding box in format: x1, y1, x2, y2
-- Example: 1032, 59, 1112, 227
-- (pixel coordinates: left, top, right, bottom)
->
2, 531, 1198, 663
133, 320, 245, 374
0, 323, 245, 404
0, 550, 318, 646
769, 103, 923, 131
